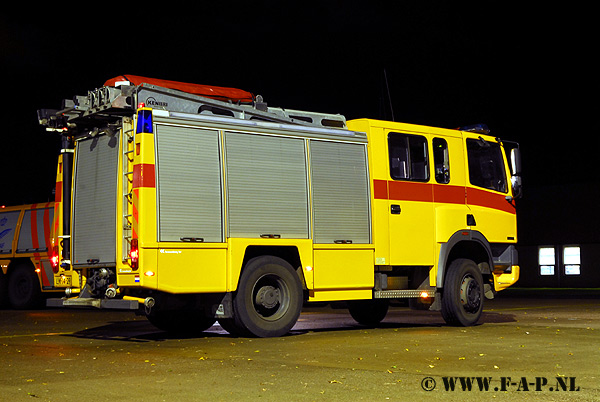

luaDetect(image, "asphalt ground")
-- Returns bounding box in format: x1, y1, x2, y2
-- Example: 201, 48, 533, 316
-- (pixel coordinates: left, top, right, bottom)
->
0, 289, 598, 401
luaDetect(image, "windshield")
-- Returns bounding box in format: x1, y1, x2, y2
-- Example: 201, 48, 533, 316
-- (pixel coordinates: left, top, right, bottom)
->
466, 138, 507, 193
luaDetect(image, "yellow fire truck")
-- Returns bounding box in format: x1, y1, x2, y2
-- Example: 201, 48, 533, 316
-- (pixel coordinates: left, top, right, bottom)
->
39, 75, 522, 337
0, 199, 63, 309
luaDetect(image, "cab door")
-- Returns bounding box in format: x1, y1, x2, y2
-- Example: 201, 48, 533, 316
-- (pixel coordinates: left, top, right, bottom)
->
386, 132, 435, 266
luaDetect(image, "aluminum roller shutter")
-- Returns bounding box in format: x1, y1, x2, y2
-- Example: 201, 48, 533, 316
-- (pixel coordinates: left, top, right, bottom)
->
155, 125, 223, 242
225, 132, 309, 239
72, 134, 119, 265
310, 140, 370, 244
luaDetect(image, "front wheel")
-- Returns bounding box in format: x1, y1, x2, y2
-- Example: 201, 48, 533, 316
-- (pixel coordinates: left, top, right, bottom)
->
441, 258, 484, 326
229, 256, 303, 338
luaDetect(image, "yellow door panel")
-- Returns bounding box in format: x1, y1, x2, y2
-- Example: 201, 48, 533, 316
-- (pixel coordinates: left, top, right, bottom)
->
388, 182, 435, 266
313, 248, 374, 290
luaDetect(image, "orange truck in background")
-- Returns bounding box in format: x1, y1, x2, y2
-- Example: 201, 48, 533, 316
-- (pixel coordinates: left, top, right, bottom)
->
0, 201, 60, 308
0, 156, 67, 309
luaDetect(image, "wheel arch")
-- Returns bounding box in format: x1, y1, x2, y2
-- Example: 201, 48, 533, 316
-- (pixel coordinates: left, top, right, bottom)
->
436, 230, 493, 289
241, 246, 307, 291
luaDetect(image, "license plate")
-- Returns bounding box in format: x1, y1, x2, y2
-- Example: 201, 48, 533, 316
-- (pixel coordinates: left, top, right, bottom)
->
55, 275, 72, 287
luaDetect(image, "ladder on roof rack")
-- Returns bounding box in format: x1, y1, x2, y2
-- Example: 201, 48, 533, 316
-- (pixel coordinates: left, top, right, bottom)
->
44, 80, 347, 131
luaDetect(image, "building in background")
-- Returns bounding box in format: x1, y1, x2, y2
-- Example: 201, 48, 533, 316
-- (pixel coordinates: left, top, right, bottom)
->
516, 183, 600, 288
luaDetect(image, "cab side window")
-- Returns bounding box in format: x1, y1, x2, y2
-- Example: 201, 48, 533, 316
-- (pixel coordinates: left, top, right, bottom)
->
388, 133, 429, 181
433, 138, 450, 183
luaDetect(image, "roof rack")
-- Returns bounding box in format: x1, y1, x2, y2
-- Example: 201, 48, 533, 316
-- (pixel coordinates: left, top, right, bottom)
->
38, 76, 347, 133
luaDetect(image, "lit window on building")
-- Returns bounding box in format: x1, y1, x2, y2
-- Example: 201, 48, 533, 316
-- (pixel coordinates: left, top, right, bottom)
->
563, 246, 581, 275
538, 247, 555, 276
540, 265, 555, 276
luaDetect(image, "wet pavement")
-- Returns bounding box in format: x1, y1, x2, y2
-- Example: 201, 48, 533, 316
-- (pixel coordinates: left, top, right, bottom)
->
0, 291, 599, 401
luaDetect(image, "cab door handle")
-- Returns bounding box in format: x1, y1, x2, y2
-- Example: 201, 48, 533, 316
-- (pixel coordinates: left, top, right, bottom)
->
391, 204, 401, 214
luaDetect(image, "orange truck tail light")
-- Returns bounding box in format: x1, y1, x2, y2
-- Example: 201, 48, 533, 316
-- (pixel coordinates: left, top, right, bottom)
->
51, 245, 60, 273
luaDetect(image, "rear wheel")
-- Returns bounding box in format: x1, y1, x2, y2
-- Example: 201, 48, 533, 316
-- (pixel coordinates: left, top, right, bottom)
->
227, 256, 303, 338
217, 317, 242, 336
441, 258, 484, 326
8, 264, 42, 309
348, 299, 389, 326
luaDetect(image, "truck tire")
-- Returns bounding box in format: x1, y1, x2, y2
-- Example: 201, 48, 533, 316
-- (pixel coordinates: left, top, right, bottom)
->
217, 318, 242, 336
0, 270, 8, 308
228, 256, 303, 338
348, 299, 389, 326
7, 264, 42, 309
146, 309, 216, 334
441, 258, 484, 326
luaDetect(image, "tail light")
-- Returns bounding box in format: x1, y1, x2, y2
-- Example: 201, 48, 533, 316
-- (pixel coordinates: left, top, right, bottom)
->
130, 238, 139, 270
51, 245, 60, 273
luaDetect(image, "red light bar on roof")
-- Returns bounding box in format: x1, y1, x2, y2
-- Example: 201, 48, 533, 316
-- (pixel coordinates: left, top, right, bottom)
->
104, 75, 255, 104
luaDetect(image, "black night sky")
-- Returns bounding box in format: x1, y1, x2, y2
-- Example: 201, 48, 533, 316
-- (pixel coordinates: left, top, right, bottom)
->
1, 3, 597, 245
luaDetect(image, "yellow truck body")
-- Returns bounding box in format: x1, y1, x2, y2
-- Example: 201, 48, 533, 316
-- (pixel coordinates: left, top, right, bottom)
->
40, 76, 521, 336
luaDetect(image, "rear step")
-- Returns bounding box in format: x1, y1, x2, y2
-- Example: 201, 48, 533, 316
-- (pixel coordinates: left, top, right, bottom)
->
47, 297, 140, 310
373, 289, 435, 299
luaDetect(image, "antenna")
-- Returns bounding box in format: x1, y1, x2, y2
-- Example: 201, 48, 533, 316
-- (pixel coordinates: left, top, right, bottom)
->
383, 69, 395, 122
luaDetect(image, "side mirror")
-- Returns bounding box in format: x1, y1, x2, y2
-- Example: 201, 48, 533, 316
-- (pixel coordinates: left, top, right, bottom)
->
510, 147, 522, 175
510, 148, 522, 199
